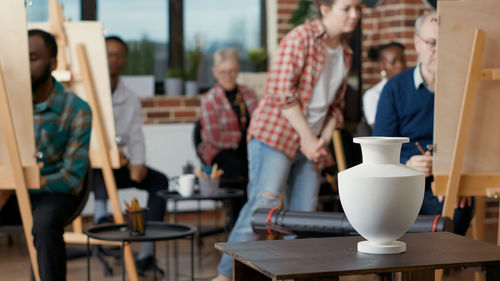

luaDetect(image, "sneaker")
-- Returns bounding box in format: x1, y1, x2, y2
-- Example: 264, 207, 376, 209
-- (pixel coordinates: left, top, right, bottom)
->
136, 256, 165, 276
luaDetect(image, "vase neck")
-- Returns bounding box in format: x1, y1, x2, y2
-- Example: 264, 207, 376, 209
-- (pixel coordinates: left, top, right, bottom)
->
360, 143, 402, 164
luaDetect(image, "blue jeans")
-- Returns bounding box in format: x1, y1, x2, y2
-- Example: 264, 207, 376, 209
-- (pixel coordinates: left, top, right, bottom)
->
217, 138, 321, 277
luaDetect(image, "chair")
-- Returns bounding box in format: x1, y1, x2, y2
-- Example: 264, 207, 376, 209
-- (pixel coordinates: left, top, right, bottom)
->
193, 118, 205, 164
64, 169, 93, 259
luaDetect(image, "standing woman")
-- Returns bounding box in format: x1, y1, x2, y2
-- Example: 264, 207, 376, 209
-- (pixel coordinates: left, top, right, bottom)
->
363, 42, 406, 128
214, 0, 361, 280
198, 48, 258, 180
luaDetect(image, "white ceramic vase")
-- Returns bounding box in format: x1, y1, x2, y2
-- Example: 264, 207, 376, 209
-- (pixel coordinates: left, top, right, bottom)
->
338, 137, 425, 254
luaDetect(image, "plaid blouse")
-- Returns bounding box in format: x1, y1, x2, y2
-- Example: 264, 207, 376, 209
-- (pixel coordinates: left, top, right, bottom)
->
198, 84, 258, 164
32, 80, 92, 195
248, 19, 352, 170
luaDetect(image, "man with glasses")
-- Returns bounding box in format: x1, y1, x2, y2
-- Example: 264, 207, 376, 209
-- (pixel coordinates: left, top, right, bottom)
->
372, 12, 474, 236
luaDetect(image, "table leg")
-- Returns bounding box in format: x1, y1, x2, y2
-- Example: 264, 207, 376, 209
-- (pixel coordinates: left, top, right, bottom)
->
174, 201, 178, 281
87, 236, 90, 281
122, 242, 125, 281
197, 200, 202, 270
483, 263, 500, 280
165, 241, 170, 281
233, 259, 272, 281
153, 241, 157, 281
191, 235, 194, 281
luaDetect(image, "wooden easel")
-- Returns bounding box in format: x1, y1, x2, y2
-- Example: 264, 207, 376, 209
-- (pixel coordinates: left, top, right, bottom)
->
433, 2, 500, 249
0, 66, 41, 281
29, 1, 139, 279
433, 28, 500, 243
0, 2, 42, 280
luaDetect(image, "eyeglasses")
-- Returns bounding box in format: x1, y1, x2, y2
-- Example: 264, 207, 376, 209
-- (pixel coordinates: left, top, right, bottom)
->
216, 69, 238, 76
416, 34, 437, 49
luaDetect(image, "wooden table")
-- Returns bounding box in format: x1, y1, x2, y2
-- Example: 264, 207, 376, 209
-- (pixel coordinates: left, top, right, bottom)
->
215, 232, 500, 281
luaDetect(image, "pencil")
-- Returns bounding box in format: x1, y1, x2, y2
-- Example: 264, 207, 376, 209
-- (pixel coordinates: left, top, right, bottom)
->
211, 163, 218, 179
415, 142, 426, 155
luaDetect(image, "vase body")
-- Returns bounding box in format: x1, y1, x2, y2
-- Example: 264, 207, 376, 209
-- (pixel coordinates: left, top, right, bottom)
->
338, 137, 424, 254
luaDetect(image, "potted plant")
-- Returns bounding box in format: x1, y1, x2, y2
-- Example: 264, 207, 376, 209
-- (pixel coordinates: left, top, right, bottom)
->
164, 67, 183, 96
185, 45, 202, 96
248, 48, 267, 72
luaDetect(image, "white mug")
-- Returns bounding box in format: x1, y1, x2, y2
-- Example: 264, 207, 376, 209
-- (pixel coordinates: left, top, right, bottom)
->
177, 174, 196, 197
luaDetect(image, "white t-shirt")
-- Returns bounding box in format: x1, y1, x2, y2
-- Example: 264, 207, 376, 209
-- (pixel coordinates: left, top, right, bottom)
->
307, 44, 346, 136
363, 78, 387, 126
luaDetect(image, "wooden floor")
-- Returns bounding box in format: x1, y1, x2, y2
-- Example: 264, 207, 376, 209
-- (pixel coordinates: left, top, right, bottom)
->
0, 211, 494, 281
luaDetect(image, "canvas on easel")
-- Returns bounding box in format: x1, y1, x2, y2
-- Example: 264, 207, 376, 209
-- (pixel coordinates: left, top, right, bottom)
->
0, 1, 41, 281
433, 0, 500, 244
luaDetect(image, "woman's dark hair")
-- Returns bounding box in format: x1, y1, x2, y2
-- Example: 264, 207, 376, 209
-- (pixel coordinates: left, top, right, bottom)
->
313, 0, 335, 18
28, 29, 58, 58
367, 42, 405, 61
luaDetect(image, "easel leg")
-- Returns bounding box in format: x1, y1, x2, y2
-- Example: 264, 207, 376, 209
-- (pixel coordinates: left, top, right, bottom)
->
77, 44, 139, 281
473, 197, 486, 281
101, 164, 139, 281
0, 66, 40, 281
15, 192, 41, 281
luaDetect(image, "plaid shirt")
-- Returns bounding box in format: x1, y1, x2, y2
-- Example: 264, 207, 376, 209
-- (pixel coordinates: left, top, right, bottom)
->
248, 19, 352, 170
198, 84, 258, 164
32, 79, 92, 195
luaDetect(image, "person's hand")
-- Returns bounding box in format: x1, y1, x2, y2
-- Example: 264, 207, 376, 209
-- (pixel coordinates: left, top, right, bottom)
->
300, 135, 327, 162
437, 195, 472, 209
455, 196, 472, 209
128, 164, 148, 183
405, 151, 432, 177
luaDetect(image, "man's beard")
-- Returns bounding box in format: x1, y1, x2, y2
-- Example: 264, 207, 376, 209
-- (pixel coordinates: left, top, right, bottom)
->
31, 64, 52, 93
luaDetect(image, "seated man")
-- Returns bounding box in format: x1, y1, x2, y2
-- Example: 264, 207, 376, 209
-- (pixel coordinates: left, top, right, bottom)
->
373, 12, 474, 235
92, 35, 168, 275
0, 29, 92, 281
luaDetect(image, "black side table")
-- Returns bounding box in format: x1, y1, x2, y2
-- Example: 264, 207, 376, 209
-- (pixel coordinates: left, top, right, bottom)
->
85, 222, 196, 281
158, 188, 244, 277
158, 188, 245, 232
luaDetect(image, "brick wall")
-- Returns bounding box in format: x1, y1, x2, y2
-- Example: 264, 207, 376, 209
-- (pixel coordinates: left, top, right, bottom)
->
141, 96, 201, 124
277, 0, 299, 40
361, 0, 428, 91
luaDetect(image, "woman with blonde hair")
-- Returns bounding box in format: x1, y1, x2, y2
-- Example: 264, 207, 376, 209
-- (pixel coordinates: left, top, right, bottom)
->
213, 0, 362, 280
198, 48, 258, 180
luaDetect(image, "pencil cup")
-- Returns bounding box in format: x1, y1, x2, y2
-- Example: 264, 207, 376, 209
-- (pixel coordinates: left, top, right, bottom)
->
198, 177, 220, 196
126, 208, 148, 236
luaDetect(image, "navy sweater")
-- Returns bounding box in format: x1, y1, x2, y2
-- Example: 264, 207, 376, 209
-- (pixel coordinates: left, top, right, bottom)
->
372, 67, 434, 164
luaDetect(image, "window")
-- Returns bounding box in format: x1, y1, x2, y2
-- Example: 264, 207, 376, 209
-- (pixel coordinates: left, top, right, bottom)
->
184, 0, 262, 89
26, 0, 80, 22
98, 0, 169, 81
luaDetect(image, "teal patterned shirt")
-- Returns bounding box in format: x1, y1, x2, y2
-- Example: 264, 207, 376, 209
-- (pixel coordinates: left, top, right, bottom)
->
32, 79, 92, 195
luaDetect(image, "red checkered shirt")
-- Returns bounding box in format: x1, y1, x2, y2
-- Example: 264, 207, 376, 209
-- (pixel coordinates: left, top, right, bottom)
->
248, 19, 352, 170
198, 84, 258, 164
